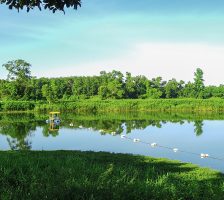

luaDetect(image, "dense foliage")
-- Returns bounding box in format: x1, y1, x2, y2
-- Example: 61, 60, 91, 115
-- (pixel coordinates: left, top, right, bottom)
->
1, 99, 224, 113
0, 0, 81, 13
1, 60, 224, 102
0, 151, 223, 199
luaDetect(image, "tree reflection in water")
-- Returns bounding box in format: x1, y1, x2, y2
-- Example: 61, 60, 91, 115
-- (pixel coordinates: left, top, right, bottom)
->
0, 123, 35, 150
42, 124, 59, 137
194, 120, 204, 136
0, 112, 210, 150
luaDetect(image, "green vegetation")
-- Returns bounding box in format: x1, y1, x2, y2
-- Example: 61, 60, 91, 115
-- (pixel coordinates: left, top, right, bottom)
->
0, 0, 81, 13
1, 60, 224, 103
1, 99, 224, 113
0, 151, 223, 199
1, 59, 224, 113
34, 98, 224, 112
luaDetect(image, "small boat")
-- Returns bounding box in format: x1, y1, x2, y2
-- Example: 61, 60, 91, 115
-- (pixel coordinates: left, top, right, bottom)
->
49, 112, 61, 122
151, 143, 157, 148
47, 112, 61, 131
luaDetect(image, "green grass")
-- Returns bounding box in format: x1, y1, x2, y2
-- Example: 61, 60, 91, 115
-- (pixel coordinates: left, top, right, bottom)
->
2, 99, 224, 113
0, 151, 223, 200
34, 99, 224, 113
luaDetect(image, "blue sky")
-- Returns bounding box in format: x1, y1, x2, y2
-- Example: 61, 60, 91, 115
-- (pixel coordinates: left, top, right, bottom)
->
1, 0, 224, 85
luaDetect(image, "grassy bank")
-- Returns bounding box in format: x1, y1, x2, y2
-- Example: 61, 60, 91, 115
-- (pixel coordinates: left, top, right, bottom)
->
0, 151, 223, 200
1, 99, 224, 113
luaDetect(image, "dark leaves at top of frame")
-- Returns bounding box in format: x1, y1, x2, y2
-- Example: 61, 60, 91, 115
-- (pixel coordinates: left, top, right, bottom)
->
0, 0, 81, 13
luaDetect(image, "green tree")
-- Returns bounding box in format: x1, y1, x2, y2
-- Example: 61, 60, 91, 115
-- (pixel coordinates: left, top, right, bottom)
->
176, 80, 185, 97
0, 80, 16, 100
164, 79, 179, 98
98, 70, 125, 99
134, 75, 147, 98
146, 77, 164, 99
2, 59, 32, 99
107, 81, 124, 99
204, 85, 224, 99
50, 79, 66, 100
194, 68, 205, 98
2, 59, 32, 81
73, 78, 84, 96
181, 81, 195, 98
125, 72, 137, 98
64, 78, 74, 97
42, 84, 54, 103
146, 87, 162, 99
98, 85, 108, 100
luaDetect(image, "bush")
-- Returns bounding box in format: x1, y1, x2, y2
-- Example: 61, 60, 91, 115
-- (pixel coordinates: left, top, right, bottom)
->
2, 101, 35, 111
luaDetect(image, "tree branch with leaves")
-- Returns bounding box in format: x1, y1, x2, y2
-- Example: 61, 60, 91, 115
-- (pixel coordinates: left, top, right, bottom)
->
0, 0, 81, 13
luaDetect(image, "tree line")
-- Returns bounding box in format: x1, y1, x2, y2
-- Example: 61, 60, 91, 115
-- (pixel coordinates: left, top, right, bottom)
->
0, 59, 224, 102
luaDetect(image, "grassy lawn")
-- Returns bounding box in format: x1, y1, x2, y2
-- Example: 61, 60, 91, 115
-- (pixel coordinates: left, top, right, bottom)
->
0, 151, 223, 199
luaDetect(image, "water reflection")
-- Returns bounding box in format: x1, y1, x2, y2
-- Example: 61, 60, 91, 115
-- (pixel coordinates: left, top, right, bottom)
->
0, 112, 210, 150
0, 122, 35, 150
0, 112, 224, 171
46, 111, 61, 132
193, 121, 204, 136
42, 124, 59, 137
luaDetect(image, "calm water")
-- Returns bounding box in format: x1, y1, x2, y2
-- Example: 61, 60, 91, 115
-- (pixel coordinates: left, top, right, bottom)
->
0, 112, 224, 172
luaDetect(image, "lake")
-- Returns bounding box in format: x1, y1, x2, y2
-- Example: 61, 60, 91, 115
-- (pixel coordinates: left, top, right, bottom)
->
0, 112, 224, 172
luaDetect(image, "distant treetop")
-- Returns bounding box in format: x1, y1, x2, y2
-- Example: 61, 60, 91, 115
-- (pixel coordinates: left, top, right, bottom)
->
0, 0, 81, 13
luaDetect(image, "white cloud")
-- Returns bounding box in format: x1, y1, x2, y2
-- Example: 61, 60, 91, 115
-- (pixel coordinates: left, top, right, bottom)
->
111, 42, 224, 85
33, 42, 224, 85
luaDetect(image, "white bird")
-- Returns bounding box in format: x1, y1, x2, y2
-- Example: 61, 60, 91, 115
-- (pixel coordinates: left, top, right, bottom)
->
111, 132, 116, 135
200, 153, 209, 158
151, 143, 157, 148
79, 125, 83, 129
173, 148, 178, 153
69, 123, 74, 127
121, 135, 126, 139
133, 138, 140, 143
